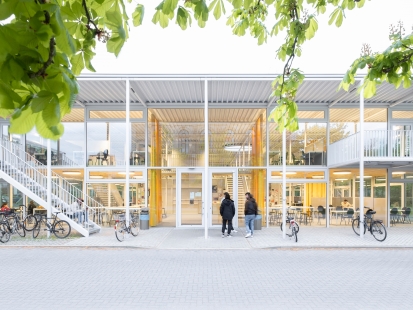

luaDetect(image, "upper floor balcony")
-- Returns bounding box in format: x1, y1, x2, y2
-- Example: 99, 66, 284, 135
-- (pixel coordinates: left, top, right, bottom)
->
328, 130, 413, 166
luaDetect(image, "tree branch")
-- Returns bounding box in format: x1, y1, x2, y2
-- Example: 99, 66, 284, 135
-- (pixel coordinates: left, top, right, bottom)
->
82, 0, 99, 31
30, 37, 56, 78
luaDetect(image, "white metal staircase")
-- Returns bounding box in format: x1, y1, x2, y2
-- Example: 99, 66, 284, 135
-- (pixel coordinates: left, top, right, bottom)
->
0, 139, 102, 237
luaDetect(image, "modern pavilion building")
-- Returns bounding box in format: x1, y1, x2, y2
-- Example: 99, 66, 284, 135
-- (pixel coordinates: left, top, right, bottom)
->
1, 74, 412, 237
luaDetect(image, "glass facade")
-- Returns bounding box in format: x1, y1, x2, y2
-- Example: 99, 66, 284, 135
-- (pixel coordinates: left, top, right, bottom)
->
1, 81, 412, 232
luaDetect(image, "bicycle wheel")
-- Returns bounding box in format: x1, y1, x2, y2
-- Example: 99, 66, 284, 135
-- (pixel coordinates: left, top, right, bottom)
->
33, 220, 41, 238
23, 215, 38, 231
0, 223, 10, 243
352, 218, 366, 236
281, 221, 299, 233
130, 221, 140, 237
53, 220, 71, 239
16, 220, 26, 237
292, 227, 298, 242
115, 221, 126, 242
371, 222, 387, 242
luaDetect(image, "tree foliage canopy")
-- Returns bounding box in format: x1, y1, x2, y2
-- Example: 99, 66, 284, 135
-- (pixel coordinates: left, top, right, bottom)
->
0, 0, 411, 140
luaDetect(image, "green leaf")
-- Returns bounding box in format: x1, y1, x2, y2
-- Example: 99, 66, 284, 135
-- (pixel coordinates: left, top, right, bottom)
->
70, 53, 85, 76
132, 4, 145, 26
9, 107, 37, 134
31, 90, 58, 113
335, 9, 344, 27
106, 9, 126, 39
363, 80, 376, 99
176, 7, 192, 30
35, 117, 64, 140
107, 35, 124, 57
42, 99, 61, 126
152, 10, 171, 28
328, 8, 340, 26
0, 0, 17, 21
52, 9, 76, 56
305, 17, 318, 40
163, 0, 179, 15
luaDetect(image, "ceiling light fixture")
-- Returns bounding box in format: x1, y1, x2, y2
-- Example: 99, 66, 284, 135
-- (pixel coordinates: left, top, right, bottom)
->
335, 178, 348, 181
224, 144, 252, 152
392, 171, 406, 174
63, 171, 81, 175
90, 175, 103, 179
333, 171, 351, 175
311, 176, 324, 179
118, 172, 135, 175
356, 176, 372, 178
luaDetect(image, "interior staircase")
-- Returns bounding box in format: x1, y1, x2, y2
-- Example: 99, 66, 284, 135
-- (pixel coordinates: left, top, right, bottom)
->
91, 184, 118, 207
0, 139, 102, 237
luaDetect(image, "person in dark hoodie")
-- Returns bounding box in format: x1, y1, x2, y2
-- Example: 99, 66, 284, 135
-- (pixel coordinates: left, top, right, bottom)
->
220, 192, 235, 238
244, 192, 258, 238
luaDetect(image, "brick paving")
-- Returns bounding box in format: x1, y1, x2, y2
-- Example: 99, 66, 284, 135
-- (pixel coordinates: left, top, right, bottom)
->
1, 247, 411, 309
2, 225, 413, 248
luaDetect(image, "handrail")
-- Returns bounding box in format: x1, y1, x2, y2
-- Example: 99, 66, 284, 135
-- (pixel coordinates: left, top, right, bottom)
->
2, 136, 79, 166
0, 139, 104, 228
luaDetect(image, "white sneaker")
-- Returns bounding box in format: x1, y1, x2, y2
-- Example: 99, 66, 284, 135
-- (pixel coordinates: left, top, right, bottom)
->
232, 229, 238, 233
227, 234, 232, 238
222, 234, 225, 238
245, 233, 251, 238
250, 235, 254, 238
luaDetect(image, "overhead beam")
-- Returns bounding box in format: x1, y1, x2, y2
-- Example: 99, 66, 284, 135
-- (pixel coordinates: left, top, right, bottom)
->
130, 87, 148, 108
328, 82, 359, 108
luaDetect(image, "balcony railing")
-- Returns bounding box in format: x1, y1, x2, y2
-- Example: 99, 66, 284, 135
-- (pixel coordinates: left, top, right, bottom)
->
329, 130, 413, 166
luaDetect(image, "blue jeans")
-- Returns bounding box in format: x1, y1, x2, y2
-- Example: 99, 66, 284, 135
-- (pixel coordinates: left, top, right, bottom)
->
245, 214, 256, 235
73, 211, 84, 224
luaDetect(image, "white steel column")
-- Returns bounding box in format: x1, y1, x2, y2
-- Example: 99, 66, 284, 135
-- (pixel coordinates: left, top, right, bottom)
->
125, 79, 130, 225
47, 139, 51, 238
204, 80, 209, 239
282, 129, 286, 239
360, 88, 365, 238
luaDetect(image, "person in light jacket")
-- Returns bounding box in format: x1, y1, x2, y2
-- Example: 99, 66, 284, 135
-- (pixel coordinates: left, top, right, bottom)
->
244, 192, 258, 238
220, 192, 235, 238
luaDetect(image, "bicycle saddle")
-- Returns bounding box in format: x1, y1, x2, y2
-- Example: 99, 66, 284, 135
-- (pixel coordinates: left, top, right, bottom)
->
366, 210, 376, 215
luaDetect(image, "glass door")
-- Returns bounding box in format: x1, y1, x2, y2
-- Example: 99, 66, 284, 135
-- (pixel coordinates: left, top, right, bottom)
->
209, 170, 237, 227
177, 170, 204, 226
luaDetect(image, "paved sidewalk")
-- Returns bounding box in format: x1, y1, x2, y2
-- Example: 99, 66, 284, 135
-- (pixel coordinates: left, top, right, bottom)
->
2, 225, 413, 248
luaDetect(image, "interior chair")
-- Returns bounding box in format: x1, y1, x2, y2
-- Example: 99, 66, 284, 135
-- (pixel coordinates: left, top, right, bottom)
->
390, 208, 399, 226
401, 207, 411, 224
340, 208, 354, 225
102, 149, 109, 165
317, 206, 326, 225
307, 205, 313, 225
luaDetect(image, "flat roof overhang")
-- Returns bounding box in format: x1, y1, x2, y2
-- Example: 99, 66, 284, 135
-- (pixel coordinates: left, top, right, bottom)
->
74, 74, 413, 109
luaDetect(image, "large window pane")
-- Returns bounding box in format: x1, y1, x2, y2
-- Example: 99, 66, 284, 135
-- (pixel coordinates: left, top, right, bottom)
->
269, 122, 326, 166
209, 109, 266, 167
148, 109, 205, 167
87, 122, 126, 166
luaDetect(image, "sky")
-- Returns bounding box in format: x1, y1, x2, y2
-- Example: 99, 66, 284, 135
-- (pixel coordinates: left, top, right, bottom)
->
91, 0, 413, 75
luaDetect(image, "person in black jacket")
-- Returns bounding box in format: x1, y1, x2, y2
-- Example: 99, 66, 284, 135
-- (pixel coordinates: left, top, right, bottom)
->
244, 192, 258, 238
220, 192, 235, 238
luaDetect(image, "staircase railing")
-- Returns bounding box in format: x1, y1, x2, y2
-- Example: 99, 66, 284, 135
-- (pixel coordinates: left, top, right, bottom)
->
3, 136, 79, 166
0, 139, 103, 235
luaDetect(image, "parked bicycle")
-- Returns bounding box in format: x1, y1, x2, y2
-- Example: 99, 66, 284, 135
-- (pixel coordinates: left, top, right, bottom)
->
280, 208, 298, 242
0, 220, 11, 243
352, 207, 387, 242
280, 207, 300, 234
33, 212, 71, 239
114, 213, 140, 242
0, 210, 26, 238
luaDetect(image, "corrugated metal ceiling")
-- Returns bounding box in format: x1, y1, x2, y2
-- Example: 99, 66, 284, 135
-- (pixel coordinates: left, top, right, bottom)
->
74, 75, 413, 108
